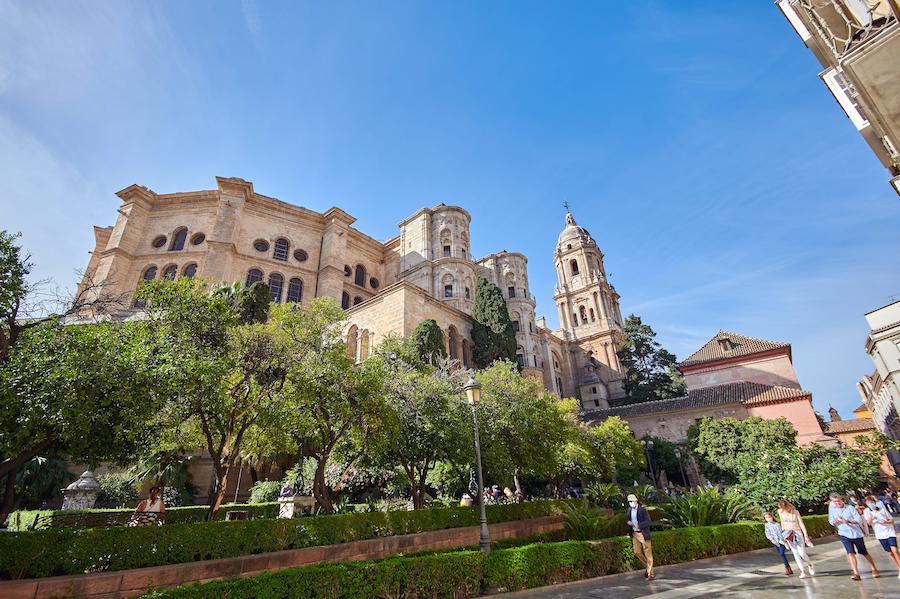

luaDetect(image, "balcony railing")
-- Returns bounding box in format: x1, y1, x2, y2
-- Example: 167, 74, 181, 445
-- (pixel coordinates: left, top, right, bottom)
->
795, 0, 897, 59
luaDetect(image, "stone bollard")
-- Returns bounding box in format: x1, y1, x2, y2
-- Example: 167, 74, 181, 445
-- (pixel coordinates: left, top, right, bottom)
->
278, 495, 316, 519
61, 470, 101, 510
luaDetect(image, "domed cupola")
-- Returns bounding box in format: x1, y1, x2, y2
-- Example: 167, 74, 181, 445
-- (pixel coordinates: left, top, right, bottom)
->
557, 212, 593, 249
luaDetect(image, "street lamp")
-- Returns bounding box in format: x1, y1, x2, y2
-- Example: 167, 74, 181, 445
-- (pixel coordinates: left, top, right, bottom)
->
641, 439, 656, 488
464, 376, 491, 554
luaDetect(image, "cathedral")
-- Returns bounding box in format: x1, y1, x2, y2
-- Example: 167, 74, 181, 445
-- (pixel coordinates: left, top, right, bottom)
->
78, 176, 627, 409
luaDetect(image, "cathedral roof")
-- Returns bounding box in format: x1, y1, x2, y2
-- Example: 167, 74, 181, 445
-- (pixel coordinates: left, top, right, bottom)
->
557, 212, 593, 246
583, 381, 812, 420
680, 330, 790, 368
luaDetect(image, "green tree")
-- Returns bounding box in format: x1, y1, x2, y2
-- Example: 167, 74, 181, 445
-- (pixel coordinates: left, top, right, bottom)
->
471, 278, 517, 368
688, 416, 881, 510
688, 416, 797, 485
616, 315, 685, 404
139, 278, 292, 517
411, 319, 447, 365
373, 335, 470, 508
476, 361, 571, 496
0, 320, 159, 522
556, 415, 645, 487
276, 298, 389, 513
641, 435, 685, 487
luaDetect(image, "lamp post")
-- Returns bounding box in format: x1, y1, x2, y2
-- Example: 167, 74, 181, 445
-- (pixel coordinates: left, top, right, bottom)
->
641, 439, 656, 488
464, 376, 491, 554
674, 447, 688, 489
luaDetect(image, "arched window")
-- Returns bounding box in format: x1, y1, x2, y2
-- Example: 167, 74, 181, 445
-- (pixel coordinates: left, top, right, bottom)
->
353, 296, 363, 306
169, 228, 187, 251
341, 291, 350, 310
182, 263, 198, 279
461, 339, 470, 367
286, 277, 303, 303
273, 238, 289, 261
465, 287, 470, 299
589, 308, 595, 321
354, 264, 366, 286
268, 273, 284, 302
570, 259, 579, 275
347, 325, 358, 360
448, 326, 460, 360
142, 265, 158, 282
246, 269, 263, 286
579, 306, 588, 323
572, 313, 578, 327
359, 330, 370, 360
516, 347, 525, 368
162, 264, 178, 280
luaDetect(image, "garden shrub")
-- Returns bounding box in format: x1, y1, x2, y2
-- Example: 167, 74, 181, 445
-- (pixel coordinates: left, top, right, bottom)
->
0, 499, 572, 579
248, 481, 282, 504
658, 488, 759, 528
95, 473, 140, 508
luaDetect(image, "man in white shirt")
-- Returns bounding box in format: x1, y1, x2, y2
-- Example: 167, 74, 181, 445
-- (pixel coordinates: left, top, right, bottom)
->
863, 493, 900, 578
627, 493, 654, 581
829, 493, 879, 581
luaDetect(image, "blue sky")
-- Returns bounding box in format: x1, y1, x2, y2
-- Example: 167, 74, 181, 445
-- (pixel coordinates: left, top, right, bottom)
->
1, 1, 898, 417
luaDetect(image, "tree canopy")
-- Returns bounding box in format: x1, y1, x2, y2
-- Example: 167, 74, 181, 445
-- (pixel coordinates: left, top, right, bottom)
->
616, 315, 685, 404
471, 278, 517, 369
411, 319, 447, 365
688, 416, 881, 509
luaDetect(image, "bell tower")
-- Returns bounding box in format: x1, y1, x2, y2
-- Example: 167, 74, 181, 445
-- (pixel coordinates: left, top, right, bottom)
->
553, 210, 626, 406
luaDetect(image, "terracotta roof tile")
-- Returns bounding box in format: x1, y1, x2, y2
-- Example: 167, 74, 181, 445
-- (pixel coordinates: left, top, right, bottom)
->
826, 418, 875, 434
583, 381, 811, 420
680, 330, 789, 367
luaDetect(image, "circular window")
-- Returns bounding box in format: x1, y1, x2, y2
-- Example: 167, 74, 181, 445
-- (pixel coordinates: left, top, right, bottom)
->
191, 233, 205, 246
152, 235, 167, 249
344, 265, 352, 277
253, 239, 270, 252
369, 277, 379, 290
294, 249, 308, 262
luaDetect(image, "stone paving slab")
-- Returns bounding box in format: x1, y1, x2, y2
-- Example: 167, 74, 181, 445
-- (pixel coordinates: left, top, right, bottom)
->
490, 535, 900, 598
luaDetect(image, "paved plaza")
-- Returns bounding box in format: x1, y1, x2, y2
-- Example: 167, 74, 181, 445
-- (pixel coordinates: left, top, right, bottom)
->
492, 535, 900, 598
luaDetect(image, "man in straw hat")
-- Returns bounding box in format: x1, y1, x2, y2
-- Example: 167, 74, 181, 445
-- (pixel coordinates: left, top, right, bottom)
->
628, 493, 654, 580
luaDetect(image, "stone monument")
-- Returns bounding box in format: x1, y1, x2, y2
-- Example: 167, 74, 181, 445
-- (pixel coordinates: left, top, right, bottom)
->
61, 470, 101, 510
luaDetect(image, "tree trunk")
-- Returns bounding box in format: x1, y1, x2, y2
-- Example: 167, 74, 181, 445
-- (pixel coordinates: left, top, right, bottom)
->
312, 459, 334, 513
207, 457, 233, 519
513, 467, 523, 503
0, 470, 16, 528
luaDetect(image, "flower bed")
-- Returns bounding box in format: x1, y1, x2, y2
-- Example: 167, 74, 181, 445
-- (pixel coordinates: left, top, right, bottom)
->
0, 500, 573, 580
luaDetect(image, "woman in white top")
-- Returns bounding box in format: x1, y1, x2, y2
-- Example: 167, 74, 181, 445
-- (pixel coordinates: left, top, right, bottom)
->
129, 486, 166, 526
863, 493, 900, 578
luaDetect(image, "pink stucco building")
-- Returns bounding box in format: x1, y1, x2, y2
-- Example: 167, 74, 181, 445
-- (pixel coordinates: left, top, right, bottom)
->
586, 331, 832, 449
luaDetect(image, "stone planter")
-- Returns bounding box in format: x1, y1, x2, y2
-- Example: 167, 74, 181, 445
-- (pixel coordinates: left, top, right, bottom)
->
278, 495, 316, 518
61, 470, 100, 511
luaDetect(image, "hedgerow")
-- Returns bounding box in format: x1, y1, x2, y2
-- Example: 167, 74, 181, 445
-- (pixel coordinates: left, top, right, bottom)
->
141, 516, 833, 598
0, 499, 572, 580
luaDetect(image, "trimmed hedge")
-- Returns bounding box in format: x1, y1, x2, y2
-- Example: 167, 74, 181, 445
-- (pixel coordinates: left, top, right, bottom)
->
142, 516, 834, 598
142, 551, 484, 599
0, 500, 572, 580
6, 503, 281, 531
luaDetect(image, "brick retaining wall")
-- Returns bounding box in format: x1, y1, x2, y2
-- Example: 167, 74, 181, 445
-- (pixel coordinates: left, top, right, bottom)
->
1, 514, 564, 599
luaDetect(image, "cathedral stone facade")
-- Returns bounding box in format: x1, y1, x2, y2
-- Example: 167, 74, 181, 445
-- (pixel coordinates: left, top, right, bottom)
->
79, 176, 627, 408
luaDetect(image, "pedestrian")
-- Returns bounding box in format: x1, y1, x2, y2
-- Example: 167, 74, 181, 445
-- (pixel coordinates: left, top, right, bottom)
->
863, 494, 900, 578
763, 512, 793, 576
627, 493, 654, 581
776, 500, 815, 577
829, 492, 880, 580
128, 485, 165, 526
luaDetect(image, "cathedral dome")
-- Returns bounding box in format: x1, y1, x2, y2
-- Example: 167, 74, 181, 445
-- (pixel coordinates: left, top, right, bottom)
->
557, 212, 592, 247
